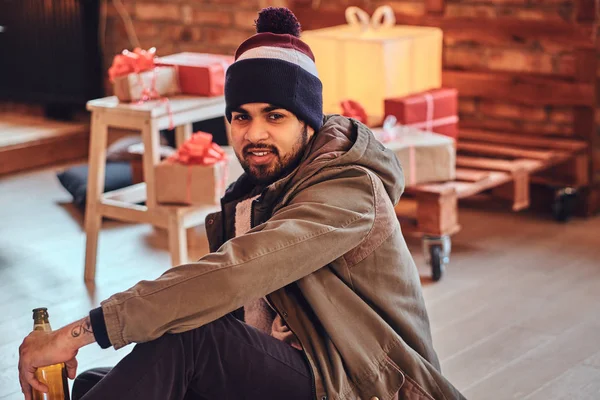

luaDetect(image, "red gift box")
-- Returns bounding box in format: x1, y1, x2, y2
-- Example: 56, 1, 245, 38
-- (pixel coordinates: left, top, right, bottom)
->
384, 88, 459, 140
156, 52, 234, 97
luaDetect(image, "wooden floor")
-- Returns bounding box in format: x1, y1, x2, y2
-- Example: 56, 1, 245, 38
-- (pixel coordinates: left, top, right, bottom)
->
1, 166, 599, 399
0, 114, 89, 175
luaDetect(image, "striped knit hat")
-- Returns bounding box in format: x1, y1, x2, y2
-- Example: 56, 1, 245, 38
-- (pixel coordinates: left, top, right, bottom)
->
224, 7, 324, 132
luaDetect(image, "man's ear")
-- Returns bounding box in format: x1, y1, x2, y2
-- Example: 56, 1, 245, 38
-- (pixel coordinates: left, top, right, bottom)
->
306, 123, 316, 138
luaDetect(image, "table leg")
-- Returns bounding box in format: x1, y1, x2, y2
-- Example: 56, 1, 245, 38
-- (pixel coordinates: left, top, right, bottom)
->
142, 120, 161, 210
168, 213, 188, 266
175, 123, 193, 148
84, 115, 108, 282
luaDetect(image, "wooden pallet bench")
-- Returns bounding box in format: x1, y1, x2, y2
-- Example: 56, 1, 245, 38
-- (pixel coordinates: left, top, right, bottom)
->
395, 129, 589, 238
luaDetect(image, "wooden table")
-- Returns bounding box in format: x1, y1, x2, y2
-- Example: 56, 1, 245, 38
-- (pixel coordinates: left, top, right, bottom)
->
84, 95, 226, 282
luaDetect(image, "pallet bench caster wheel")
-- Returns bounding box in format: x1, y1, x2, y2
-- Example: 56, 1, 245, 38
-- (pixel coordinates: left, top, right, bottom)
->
423, 235, 451, 282
553, 187, 577, 223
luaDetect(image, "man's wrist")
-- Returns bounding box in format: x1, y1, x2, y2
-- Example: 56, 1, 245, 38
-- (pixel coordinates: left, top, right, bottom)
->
58, 316, 96, 351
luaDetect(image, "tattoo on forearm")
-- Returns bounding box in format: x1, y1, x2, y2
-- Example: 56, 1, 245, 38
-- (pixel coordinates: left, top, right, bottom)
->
71, 317, 93, 338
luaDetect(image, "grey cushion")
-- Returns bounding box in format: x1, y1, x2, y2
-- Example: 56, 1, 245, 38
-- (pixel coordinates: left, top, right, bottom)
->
56, 162, 133, 209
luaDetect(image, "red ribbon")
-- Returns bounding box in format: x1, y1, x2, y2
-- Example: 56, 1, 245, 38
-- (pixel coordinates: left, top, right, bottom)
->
168, 132, 227, 165
167, 132, 229, 204
108, 47, 156, 82
379, 119, 417, 186
340, 99, 368, 124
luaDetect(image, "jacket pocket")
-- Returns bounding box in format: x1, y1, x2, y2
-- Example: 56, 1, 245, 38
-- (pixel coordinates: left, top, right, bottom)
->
398, 375, 436, 400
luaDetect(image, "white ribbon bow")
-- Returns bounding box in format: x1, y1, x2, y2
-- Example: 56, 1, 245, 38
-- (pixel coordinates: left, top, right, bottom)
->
345, 5, 396, 30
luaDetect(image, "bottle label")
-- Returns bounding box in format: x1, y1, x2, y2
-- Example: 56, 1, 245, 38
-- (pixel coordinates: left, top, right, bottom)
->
33, 364, 68, 400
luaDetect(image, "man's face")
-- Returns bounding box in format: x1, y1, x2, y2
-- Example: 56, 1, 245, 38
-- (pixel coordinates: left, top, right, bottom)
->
230, 103, 315, 185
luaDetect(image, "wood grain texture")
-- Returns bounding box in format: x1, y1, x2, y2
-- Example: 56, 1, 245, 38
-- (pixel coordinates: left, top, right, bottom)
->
443, 70, 595, 107
459, 129, 588, 152
525, 363, 600, 400
457, 141, 558, 161
576, 0, 597, 22
425, 0, 445, 15
0, 114, 89, 175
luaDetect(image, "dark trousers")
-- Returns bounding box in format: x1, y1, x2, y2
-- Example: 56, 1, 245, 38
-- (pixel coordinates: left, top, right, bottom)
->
72, 314, 313, 400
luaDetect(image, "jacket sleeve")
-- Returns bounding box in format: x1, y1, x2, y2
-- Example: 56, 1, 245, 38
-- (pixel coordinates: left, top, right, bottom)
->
99, 166, 377, 349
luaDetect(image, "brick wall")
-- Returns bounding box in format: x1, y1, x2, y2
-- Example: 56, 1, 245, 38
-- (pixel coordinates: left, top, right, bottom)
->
102, 0, 292, 94
2, 0, 595, 141
104, 1, 280, 69
443, 0, 580, 137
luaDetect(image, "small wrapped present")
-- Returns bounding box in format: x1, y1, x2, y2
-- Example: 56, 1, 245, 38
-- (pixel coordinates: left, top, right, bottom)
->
155, 132, 229, 206
384, 88, 459, 140
156, 52, 234, 96
109, 47, 180, 102
372, 125, 456, 186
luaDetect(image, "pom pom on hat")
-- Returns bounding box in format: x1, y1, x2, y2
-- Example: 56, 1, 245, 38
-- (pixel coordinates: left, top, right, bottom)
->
255, 7, 301, 37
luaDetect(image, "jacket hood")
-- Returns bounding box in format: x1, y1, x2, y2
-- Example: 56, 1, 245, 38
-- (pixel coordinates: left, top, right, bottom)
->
295, 115, 404, 205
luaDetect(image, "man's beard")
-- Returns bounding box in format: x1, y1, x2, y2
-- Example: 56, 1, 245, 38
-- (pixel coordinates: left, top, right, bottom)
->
238, 124, 309, 186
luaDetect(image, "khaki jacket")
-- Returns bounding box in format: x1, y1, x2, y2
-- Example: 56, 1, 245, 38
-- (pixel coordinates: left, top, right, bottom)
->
100, 115, 465, 400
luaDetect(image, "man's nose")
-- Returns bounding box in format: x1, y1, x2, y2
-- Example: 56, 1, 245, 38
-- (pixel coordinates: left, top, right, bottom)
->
244, 120, 270, 143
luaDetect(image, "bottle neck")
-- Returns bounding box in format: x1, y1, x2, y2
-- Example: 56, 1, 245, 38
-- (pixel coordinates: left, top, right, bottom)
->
32, 308, 52, 332
33, 319, 52, 332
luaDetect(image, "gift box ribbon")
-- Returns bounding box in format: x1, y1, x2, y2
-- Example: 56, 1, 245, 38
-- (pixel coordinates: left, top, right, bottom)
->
404, 92, 459, 133
381, 116, 417, 186
345, 5, 395, 30
108, 47, 156, 82
340, 99, 368, 124
167, 132, 229, 203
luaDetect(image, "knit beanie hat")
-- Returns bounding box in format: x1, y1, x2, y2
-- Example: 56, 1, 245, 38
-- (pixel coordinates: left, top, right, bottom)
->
224, 7, 324, 132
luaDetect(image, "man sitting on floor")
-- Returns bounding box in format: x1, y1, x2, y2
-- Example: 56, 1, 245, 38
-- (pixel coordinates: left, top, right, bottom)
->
18, 7, 464, 400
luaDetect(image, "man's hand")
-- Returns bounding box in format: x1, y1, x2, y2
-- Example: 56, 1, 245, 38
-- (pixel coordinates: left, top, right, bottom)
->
18, 316, 96, 400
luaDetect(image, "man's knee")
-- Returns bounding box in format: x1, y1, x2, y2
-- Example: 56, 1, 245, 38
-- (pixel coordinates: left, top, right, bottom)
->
72, 367, 112, 400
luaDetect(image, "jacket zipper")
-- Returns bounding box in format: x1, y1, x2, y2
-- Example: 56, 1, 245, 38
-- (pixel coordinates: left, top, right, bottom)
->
219, 198, 226, 248
251, 198, 258, 228
253, 198, 319, 399
266, 293, 319, 400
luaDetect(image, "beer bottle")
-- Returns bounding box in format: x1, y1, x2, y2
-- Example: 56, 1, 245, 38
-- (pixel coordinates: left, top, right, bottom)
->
31, 308, 70, 400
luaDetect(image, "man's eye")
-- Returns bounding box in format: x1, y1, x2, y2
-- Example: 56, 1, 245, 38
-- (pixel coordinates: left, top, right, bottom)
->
268, 113, 284, 121
233, 114, 249, 121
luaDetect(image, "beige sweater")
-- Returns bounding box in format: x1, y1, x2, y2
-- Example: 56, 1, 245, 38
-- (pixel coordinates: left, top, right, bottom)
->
236, 196, 302, 350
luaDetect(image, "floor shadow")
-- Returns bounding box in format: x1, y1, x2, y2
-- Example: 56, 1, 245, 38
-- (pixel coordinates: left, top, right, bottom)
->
404, 232, 482, 256
419, 276, 436, 286
0, 249, 13, 270
56, 201, 142, 232
142, 226, 168, 251
56, 201, 85, 229
84, 280, 98, 303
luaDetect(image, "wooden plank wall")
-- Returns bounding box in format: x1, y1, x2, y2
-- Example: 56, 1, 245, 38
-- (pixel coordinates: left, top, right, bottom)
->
291, 0, 600, 215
